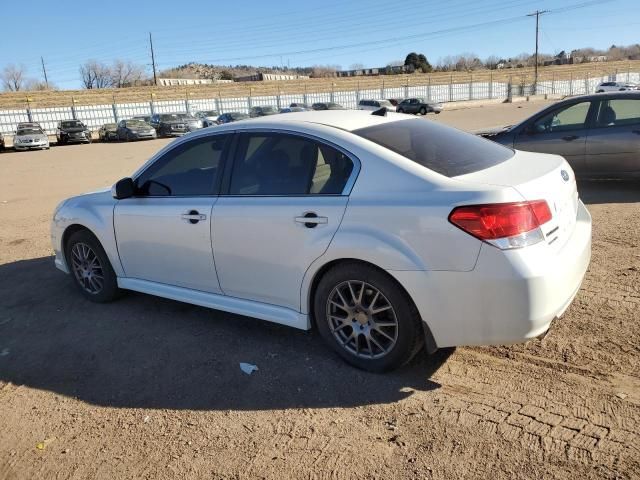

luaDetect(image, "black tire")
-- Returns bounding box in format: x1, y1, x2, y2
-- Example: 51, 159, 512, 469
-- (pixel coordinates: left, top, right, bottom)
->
65, 229, 121, 303
314, 262, 424, 372
127, 132, 134, 142
397, 108, 404, 114
419, 107, 427, 115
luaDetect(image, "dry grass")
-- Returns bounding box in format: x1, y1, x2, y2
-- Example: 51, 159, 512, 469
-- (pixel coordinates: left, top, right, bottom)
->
1, 60, 638, 109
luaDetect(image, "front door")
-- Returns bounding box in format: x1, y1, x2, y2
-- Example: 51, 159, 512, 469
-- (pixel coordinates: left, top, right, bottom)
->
114, 134, 231, 293
586, 97, 640, 176
514, 100, 593, 176
212, 131, 356, 311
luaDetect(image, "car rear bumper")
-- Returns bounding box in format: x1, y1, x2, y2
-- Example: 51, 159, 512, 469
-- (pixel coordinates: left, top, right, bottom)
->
390, 200, 592, 348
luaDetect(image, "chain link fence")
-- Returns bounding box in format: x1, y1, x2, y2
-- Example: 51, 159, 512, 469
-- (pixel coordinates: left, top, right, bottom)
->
1, 70, 638, 136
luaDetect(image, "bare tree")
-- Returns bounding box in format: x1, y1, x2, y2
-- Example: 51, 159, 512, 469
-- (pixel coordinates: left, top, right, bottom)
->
111, 60, 147, 88
310, 65, 340, 78
80, 60, 112, 89
2, 64, 27, 91
25, 79, 56, 91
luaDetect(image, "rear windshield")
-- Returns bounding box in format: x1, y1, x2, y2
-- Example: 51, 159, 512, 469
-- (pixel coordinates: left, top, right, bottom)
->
353, 118, 514, 177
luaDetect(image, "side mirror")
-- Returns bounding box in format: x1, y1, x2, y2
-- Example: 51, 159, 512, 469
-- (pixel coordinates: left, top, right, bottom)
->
112, 177, 135, 199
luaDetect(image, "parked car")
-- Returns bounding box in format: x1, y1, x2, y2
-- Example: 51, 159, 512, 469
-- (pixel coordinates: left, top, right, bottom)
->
132, 115, 152, 123
51, 110, 591, 372
249, 106, 278, 117
98, 123, 118, 142
14, 125, 50, 151
358, 99, 396, 112
117, 119, 157, 141
216, 112, 249, 124
56, 120, 91, 144
150, 113, 202, 137
194, 110, 220, 127
595, 81, 639, 93
17, 121, 43, 130
478, 92, 640, 178
290, 102, 310, 109
279, 107, 308, 113
396, 98, 443, 115
312, 102, 345, 110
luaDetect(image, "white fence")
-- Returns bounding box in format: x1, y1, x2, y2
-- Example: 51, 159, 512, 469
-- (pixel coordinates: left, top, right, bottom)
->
1, 71, 638, 136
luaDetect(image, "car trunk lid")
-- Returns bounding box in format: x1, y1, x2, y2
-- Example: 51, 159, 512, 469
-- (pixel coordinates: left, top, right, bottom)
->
454, 150, 579, 250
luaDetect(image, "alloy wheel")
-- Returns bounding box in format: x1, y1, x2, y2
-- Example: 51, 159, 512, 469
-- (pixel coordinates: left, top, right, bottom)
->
70, 242, 104, 295
326, 280, 399, 359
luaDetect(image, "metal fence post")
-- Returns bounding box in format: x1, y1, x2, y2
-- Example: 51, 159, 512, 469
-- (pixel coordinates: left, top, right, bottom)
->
248, 88, 253, 111
330, 83, 335, 103
112, 95, 119, 123
507, 76, 513, 102
488, 72, 493, 99
214, 95, 220, 113
627, 64, 631, 82
26, 97, 33, 122
427, 76, 432, 102
277, 90, 282, 109
184, 89, 191, 114
303, 84, 308, 105
469, 73, 473, 101
552, 72, 556, 95
380, 78, 385, 100
569, 73, 573, 95
71, 98, 77, 120
150, 93, 156, 116
448, 74, 453, 102
405, 77, 409, 99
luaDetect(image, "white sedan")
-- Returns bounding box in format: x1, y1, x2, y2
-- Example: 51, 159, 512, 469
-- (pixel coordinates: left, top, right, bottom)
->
51, 110, 592, 371
596, 81, 639, 92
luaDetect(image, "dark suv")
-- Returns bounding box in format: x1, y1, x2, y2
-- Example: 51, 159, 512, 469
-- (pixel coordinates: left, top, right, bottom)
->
396, 98, 443, 115
150, 113, 202, 137
56, 120, 92, 144
249, 106, 278, 117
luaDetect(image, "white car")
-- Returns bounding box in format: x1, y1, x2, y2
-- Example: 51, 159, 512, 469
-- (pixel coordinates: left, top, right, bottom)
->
358, 99, 397, 112
51, 111, 592, 371
194, 110, 220, 127
14, 126, 50, 151
596, 81, 639, 92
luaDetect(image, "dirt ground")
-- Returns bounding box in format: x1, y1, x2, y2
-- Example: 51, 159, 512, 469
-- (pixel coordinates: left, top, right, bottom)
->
1, 101, 639, 479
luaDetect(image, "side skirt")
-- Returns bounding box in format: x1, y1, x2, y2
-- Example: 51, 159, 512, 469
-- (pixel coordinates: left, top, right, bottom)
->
117, 277, 311, 330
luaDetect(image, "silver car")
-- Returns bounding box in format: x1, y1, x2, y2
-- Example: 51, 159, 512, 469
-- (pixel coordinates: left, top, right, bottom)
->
14, 126, 50, 151
479, 92, 640, 178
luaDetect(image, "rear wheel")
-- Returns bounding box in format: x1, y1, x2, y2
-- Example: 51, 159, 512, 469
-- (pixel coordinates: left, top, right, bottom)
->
65, 230, 121, 303
419, 107, 427, 115
397, 108, 404, 113
314, 262, 424, 372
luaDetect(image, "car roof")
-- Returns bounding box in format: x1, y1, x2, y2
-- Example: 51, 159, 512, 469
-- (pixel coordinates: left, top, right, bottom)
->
218, 110, 411, 132
562, 91, 640, 102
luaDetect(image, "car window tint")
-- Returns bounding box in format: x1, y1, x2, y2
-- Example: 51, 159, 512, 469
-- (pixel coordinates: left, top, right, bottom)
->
533, 102, 590, 133
353, 118, 513, 178
595, 99, 640, 127
136, 135, 229, 196
230, 133, 353, 195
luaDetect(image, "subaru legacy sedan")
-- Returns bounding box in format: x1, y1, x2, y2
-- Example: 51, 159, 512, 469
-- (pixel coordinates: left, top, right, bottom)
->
51, 111, 591, 371
479, 92, 640, 178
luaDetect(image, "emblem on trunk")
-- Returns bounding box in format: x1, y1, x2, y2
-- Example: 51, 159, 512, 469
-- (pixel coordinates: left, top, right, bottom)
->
561, 170, 570, 182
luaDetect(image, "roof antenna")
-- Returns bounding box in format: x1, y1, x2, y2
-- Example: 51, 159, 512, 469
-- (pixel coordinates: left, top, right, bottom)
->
371, 107, 387, 117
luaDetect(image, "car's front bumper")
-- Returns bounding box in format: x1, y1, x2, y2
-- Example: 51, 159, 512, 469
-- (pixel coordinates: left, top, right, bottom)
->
390, 200, 592, 349
15, 142, 49, 150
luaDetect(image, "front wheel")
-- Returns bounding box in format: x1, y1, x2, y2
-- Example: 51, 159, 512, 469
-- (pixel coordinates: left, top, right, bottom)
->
314, 262, 424, 372
65, 230, 121, 303
397, 108, 404, 114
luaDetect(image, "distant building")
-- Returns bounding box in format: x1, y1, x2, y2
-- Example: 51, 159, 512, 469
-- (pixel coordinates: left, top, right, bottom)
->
336, 65, 413, 77
235, 73, 310, 82
157, 78, 233, 86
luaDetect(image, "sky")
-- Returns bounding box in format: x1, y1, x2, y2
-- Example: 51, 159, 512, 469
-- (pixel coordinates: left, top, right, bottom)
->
0, 0, 638, 90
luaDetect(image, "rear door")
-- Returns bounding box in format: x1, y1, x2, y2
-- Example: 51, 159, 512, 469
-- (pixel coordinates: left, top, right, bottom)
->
212, 131, 357, 311
513, 100, 594, 175
585, 97, 640, 176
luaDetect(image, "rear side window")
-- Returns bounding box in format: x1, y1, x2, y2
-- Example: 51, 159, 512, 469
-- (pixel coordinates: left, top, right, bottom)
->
229, 133, 354, 195
353, 119, 513, 177
595, 99, 640, 127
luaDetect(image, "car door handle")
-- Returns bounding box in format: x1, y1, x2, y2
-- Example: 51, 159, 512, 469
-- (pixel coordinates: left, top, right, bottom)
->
562, 135, 579, 141
295, 213, 328, 228
181, 210, 206, 224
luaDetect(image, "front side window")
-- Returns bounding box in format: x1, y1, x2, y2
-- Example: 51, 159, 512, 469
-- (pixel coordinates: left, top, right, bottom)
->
595, 99, 640, 127
136, 135, 229, 196
229, 133, 354, 195
533, 102, 591, 133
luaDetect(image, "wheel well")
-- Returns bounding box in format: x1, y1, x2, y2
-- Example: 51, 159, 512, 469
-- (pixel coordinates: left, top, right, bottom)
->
307, 258, 438, 353
61, 224, 93, 258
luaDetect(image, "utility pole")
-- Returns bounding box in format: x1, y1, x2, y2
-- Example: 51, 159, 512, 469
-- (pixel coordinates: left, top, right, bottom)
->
527, 10, 548, 94
149, 32, 158, 86
40, 56, 49, 88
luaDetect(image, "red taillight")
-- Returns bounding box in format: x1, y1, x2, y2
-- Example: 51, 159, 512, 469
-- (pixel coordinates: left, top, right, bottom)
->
449, 200, 552, 240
